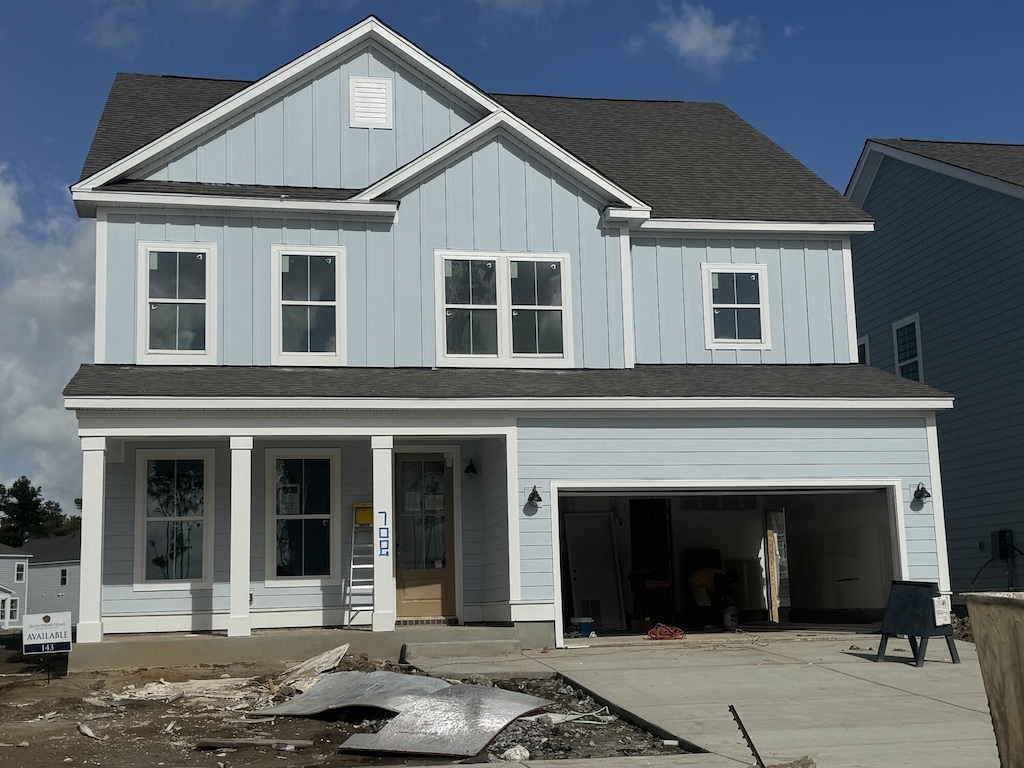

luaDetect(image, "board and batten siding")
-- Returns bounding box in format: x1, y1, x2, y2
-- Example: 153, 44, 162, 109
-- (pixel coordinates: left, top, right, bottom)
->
461, 436, 511, 616
141, 46, 481, 191
853, 156, 1024, 595
102, 134, 626, 368
515, 415, 940, 603
28, 563, 80, 624
632, 237, 852, 364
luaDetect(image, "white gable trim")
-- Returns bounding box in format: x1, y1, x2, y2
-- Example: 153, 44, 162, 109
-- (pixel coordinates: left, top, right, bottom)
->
355, 109, 648, 210
848, 141, 1024, 207
73, 17, 502, 192
74, 190, 397, 219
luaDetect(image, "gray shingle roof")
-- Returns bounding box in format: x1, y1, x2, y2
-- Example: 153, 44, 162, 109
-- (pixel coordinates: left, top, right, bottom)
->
79, 74, 870, 223
873, 139, 1024, 190
20, 532, 81, 564
104, 179, 362, 202
0, 543, 28, 557
64, 364, 949, 401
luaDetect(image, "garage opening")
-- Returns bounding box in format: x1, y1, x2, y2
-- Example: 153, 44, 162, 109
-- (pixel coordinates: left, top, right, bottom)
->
558, 489, 896, 634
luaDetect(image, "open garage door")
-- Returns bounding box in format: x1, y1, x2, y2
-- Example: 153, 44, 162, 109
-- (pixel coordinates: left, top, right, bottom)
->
558, 488, 897, 634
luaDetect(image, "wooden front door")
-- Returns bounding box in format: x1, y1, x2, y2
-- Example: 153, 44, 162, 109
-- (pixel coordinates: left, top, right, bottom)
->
395, 454, 456, 618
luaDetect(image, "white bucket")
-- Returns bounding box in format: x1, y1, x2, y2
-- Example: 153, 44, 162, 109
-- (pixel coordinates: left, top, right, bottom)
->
722, 605, 739, 631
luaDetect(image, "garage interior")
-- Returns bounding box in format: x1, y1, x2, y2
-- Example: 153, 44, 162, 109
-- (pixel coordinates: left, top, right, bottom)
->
558, 489, 896, 634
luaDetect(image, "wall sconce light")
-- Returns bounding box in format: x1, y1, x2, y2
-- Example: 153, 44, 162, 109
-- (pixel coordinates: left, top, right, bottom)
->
913, 482, 932, 502
464, 459, 478, 478
527, 486, 543, 507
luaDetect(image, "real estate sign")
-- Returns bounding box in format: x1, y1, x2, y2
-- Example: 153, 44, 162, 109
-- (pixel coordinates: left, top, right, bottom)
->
23, 612, 72, 654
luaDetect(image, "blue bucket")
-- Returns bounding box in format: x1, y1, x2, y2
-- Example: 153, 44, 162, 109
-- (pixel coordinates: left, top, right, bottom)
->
572, 616, 594, 636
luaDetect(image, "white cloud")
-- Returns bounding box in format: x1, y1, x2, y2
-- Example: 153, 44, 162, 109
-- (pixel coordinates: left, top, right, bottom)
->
623, 34, 645, 58
783, 24, 804, 39
0, 166, 93, 514
84, 0, 147, 51
650, 3, 759, 76
470, 0, 577, 16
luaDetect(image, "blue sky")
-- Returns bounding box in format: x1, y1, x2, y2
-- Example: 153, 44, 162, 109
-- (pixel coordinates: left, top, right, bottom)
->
0, 0, 1022, 511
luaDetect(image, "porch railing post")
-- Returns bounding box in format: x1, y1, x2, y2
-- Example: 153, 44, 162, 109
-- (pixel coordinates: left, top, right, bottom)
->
78, 436, 106, 644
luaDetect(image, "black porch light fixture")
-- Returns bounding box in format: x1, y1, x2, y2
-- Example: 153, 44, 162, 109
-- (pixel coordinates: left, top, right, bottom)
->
464, 459, 478, 477
913, 482, 932, 502
527, 486, 543, 506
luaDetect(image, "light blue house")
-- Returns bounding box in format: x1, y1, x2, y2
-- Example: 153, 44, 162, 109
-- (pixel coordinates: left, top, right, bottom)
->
848, 139, 1024, 602
66, 16, 953, 646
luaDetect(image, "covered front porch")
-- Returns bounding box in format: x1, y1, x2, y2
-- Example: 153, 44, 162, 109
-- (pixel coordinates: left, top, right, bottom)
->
73, 410, 541, 645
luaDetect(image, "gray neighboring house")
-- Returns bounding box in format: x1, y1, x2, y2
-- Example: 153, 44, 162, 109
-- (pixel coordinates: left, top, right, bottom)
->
0, 543, 29, 630
848, 139, 1024, 601
20, 531, 81, 624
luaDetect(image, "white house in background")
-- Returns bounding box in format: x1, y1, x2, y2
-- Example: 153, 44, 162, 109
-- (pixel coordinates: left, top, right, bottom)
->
20, 531, 82, 624
65, 15, 953, 647
0, 544, 29, 630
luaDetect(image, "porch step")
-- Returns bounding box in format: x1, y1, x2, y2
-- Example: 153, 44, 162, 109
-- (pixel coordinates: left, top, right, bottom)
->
400, 638, 523, 663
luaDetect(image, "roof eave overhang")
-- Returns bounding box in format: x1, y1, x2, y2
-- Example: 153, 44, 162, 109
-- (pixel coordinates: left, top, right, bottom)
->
636, 219, 874, 235
72, 189, 398, 219
65, 395, 954, 412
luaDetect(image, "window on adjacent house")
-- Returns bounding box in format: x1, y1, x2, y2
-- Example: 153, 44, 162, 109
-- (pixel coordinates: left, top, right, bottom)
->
892, 315, 923, 382
0, 599, 6, 621
14, 563, 24, 582
60, 568, 68, 586
857, 335, 870, 365
137, 242, 217, 364
266, 450, 340, 582
701, 263, 771, 350
9, 598, 17, 622
271, 246, 345, 365
135, 450, 215, 586
437, 251, 573, 366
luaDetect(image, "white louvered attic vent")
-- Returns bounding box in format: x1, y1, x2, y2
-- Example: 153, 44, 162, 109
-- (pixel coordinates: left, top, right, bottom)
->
349, 76, 393, 129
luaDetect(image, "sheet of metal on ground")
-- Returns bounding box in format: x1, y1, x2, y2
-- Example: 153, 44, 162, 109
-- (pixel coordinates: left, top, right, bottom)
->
340, 684, 551, 757
260, 671, 450, 716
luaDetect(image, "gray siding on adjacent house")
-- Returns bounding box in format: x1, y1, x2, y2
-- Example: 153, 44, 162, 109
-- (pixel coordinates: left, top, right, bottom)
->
515, 414, 940, 603
853, 156, 1024, 595
0, 556, 29, 627
27, 563, 79, 624
632, 237, 853, 364
103, 134, 626, 368
141, 46, 480, 190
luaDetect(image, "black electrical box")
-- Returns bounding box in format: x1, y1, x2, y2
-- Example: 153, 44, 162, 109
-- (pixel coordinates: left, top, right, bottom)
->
992, 529, 1015, 560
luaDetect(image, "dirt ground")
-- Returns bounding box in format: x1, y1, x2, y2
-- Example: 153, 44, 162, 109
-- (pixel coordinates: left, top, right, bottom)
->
0, 637, 678, 768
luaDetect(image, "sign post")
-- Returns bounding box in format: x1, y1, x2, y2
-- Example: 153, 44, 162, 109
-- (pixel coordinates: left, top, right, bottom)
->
23, 612, 72, 683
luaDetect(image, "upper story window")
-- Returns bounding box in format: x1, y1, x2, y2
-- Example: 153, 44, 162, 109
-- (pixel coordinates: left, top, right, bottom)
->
893, 314, 923, 382
435, 250, 573, 368
135, 449, 215, 589
60, 568, 68, 586
270, 245, 346, 366
701, 263, 771, 350
137, 242, 218, 365
857, 335, 870, 365
14, 563, 24, 583
349, 76, 393, 129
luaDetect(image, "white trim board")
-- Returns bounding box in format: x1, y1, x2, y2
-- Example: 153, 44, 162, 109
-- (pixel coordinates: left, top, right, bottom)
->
548, 478, 912, 647
74, 190, 398, 219
636, 219, 874, 235
72, 17, 502, 194
848, 140, 1024, 207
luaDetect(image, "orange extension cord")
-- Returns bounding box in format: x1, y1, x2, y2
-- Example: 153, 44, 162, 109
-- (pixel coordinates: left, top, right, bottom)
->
646, 623, 686, 640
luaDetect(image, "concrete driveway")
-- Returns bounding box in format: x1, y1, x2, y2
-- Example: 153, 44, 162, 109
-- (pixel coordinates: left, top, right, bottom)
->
523, 633, 998, 767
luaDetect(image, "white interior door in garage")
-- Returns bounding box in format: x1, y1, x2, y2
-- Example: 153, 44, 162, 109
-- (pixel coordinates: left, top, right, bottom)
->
564, 512, 625, 631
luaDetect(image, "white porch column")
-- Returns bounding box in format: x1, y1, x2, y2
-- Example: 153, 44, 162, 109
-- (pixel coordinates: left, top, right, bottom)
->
371, 436, 396, 632
78, 437, 106, 644
228, 437, 253, 637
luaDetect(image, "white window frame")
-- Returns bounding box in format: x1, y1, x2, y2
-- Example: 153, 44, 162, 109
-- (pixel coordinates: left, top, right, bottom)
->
349, 76, 394, 129
14, 562, 25, 583
857, 334, 870, 365
264, 448, 342, 588
701, 262, 771, 350
136, 241, 218, 365
9, 598, 18, 622
434, 250, 575, 368
270, 245, 346, 366
0, 597, 6, 622
892, 313, 923, 382
134, 449, 216, 591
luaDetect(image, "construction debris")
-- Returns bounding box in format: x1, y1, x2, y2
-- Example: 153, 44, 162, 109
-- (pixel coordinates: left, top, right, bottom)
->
76, 723, 107, 742
195, 737, 314, 750
261, 670, 448, 716
276, 643, 349, 691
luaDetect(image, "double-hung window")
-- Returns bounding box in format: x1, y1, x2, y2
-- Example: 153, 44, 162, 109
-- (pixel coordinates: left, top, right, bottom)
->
701, 263, 771, 350
60, 568, 68, 586
137, 242, 217, 364
265, 449, 341, 584
8, 598, 17, 622
436, 251, 573, 367
14, 563, 24, 583
271, 245, 345, 365
135, 450, 215, 588
892, 314, 923, 382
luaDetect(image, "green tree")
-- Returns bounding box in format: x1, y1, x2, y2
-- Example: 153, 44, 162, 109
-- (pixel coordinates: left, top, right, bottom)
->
0, 477, 80, 547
